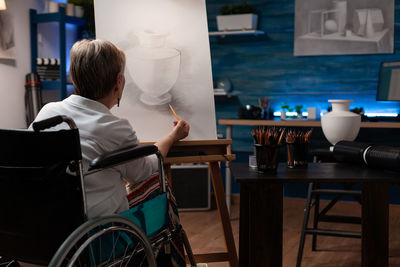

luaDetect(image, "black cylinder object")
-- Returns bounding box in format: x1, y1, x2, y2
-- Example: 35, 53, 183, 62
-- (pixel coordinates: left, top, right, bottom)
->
25, 73, 43, 126
333, 141, 400, 172
365, 145, 400, 171
333, 141, 373, 164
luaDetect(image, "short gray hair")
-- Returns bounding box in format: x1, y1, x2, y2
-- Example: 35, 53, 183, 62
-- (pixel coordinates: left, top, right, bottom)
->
70, 39, 126, 100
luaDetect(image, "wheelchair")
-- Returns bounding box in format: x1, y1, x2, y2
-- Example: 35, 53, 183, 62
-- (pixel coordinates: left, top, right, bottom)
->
0, 115, 196, 267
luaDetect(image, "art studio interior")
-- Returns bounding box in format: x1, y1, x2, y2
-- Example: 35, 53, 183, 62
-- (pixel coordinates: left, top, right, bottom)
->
1, 0, 400, 266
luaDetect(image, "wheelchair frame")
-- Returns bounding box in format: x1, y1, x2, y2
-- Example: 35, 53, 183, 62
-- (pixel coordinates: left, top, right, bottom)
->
0, 115, 196, 267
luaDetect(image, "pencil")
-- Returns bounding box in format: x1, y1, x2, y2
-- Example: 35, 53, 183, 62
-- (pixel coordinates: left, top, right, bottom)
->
169, 104, 181, 121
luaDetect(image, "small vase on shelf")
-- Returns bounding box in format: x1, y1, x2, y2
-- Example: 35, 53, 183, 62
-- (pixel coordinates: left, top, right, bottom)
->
280, 111, 286, 120
321, 100, 361, 145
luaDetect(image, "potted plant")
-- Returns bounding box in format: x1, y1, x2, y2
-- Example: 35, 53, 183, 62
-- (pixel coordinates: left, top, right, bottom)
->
217, 2, 258, 32
280, 102, 293, 120
295, 105, 303, 119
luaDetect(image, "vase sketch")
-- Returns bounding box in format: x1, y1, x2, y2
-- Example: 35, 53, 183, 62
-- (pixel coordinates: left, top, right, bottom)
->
125, 30, 181, 106
321, 100, 361, 145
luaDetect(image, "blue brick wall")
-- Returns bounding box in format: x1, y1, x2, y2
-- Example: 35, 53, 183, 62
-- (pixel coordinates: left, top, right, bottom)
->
208, 0, 400, 152
208, 1, 400, 202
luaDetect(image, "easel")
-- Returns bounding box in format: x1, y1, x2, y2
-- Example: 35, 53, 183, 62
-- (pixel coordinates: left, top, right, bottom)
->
164, 139, 238, 267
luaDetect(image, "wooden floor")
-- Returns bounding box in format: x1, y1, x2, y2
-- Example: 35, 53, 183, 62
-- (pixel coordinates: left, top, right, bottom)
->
19, 197, 400, 267
179, 197, 400, 267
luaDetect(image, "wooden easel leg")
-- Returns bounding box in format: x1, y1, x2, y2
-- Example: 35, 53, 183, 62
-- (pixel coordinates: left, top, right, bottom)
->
209, 161, 239, 267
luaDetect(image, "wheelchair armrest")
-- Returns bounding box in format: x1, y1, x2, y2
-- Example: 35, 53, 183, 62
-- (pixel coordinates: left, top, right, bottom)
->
88, 144, 159, 171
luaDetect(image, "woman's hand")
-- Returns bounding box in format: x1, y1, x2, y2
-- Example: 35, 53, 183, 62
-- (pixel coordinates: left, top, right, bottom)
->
155, 120, 190, 158
170, 120, 190, 142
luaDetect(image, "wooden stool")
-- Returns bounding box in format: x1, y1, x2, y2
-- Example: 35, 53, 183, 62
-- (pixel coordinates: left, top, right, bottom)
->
296, 149, 362, 267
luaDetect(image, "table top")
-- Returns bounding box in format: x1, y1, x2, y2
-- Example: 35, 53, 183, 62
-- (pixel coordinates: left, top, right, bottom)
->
231, 162, 400, 183
218, 119, 400, 128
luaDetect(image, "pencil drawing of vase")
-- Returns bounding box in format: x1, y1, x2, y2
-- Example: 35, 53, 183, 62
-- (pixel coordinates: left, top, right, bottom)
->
125, 30, 181, 106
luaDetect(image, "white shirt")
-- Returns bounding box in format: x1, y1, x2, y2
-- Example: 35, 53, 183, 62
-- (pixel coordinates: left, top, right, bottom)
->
29, 95, 158, 218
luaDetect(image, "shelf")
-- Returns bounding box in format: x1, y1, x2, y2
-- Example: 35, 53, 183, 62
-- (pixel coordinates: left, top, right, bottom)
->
41, 80, 61, 90
31, 11, 85, 26
214, 88, 241, 97
41, 81, 73, 90
209, 30, 264, 37
30, 7, 85, 100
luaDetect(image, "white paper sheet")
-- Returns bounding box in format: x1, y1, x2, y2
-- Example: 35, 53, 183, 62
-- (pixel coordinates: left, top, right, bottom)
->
94, 0, 217, 142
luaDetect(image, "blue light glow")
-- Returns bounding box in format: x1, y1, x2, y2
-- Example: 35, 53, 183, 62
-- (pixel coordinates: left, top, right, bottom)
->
364, 112, 398, 117
273, 111, 399, 118
270, 98, 400, 119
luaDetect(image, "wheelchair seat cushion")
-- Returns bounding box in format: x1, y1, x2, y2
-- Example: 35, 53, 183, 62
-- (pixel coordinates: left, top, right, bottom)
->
125, 174, 186, 266
121, 193, 168, 237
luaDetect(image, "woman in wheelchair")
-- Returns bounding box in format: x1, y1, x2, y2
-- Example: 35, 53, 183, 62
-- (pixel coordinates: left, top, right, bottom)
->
28, 39, 192, 266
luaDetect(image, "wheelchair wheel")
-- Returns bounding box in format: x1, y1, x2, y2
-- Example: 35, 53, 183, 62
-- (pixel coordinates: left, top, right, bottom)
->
0, 256, 20, 267
49, 215, 156, 267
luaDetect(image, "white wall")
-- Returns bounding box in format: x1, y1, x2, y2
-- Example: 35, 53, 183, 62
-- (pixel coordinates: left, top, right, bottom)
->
0, 0, 78, 129
0, 0, 43, 128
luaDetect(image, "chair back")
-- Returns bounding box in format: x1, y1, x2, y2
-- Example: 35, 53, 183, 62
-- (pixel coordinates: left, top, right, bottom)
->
0, 128, 85, 265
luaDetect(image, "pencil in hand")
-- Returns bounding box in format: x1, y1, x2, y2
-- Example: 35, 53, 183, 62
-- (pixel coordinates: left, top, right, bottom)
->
169, 104, 181, 121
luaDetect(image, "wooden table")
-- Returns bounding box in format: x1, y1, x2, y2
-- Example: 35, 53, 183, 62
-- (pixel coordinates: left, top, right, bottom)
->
230, 162, 399, 267
219, 119, 400, 213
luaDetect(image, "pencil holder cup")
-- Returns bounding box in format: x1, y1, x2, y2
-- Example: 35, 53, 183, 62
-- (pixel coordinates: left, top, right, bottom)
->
254, 144, 280, 173
286, 142, 309, 168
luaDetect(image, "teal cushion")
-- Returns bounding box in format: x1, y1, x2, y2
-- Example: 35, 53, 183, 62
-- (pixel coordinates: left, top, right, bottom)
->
121, 193, 169, 237
88, 193, 169, 265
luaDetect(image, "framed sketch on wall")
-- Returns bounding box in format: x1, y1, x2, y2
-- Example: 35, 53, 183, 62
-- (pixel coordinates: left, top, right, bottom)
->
294, 0, 394, 56
0, 10, 15, 60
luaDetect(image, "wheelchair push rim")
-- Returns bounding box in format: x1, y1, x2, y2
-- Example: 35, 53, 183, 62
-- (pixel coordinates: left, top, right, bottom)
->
48, 215, 157, 267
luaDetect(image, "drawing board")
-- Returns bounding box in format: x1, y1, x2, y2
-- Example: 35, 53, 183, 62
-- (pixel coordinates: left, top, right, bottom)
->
94, 0, 217, 141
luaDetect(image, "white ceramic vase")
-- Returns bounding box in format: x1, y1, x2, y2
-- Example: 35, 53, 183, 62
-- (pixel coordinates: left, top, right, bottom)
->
126, 30, 180, 106
321, 100, 361, 145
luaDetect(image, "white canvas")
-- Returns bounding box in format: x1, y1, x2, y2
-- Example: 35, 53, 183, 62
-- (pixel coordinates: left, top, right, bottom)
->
94, 0, 217, 142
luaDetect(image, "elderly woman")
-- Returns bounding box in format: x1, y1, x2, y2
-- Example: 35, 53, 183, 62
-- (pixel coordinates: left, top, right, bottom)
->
30, 39, 190, 220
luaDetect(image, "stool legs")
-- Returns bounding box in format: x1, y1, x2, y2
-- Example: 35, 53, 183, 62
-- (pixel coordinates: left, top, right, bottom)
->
297, 182, 362, 267
296, 182, 314, 267
312, 182, 320, 251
